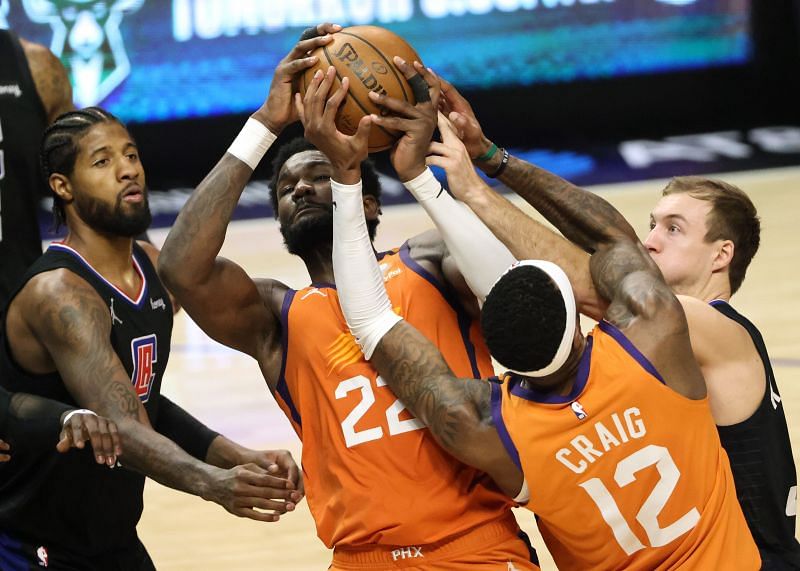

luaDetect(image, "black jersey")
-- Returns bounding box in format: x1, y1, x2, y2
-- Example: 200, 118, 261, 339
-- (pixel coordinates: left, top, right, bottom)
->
712, 300, 800, 569
0, 241, 172, 559
0, 30, 48, 310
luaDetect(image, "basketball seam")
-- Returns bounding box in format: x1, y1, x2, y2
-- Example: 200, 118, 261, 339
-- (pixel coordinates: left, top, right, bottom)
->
338, 30, 412, 102
320, 39, 400, 143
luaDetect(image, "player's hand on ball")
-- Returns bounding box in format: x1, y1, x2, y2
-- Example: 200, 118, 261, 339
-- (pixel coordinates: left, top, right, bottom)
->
368, 58, 441, 181
57, 410, 122, 467
439, 77, 493, 161
206, 463, 300, 523
427, 112, 490, 202
296, 67, 371, 180
256, 23, 341, 135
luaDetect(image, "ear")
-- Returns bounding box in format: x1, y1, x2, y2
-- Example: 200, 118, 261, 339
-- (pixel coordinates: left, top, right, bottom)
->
49, 174, 74, 204
363, 194, 380, 221
711, 239, 734, 272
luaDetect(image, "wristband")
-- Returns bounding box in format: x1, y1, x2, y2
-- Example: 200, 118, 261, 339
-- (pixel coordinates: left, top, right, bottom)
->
474, 142, 498, 162
62, 409, 97, 427
488, 148, 509, 179
227, 118, 277, 170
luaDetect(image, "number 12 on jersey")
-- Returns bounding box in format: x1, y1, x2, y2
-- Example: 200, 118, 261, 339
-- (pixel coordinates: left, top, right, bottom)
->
335, 375, 425, 448
579, 444, 700, 555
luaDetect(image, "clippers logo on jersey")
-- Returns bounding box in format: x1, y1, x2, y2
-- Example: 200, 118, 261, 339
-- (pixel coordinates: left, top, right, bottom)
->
571, 400, 588, 420
130, 334, 157, 402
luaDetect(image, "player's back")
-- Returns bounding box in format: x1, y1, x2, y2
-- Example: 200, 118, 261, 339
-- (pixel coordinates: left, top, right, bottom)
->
276, 244, 512, 548
494, 320, 760, 570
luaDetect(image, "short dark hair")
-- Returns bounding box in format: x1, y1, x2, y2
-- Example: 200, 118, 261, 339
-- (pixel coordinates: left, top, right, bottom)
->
40, 107, 126, 230
662, 176, 760, 294
481, 265, 568, 372
268, 137, 382, 216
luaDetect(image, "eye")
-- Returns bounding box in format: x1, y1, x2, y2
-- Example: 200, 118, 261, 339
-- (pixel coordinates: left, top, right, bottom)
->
314, 174, 331, 183
93, 158, 109, 167
126, 152, 139, 162
649, 221, 656, 230
668, 224, 680, 234
280, 185, 294, 197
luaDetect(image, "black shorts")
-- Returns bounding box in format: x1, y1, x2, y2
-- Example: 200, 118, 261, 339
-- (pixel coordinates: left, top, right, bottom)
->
0, 531, 156, 571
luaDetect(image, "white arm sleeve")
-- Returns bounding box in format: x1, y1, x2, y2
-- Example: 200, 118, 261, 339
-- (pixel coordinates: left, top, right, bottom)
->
331, 179, 402, 360
404, 168, 516, 303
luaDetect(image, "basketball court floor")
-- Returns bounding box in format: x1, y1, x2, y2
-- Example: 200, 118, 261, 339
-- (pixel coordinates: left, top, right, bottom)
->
134, 166, 800, 570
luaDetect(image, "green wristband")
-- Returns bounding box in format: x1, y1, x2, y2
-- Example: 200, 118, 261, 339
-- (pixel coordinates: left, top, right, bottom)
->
474, 142, 498, 162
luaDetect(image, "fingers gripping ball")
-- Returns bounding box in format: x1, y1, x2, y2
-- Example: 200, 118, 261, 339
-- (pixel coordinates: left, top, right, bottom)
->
301, 25, 423, 152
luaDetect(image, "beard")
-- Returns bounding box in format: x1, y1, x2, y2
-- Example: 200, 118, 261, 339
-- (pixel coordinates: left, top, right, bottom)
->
280, 205, 334, 256
74, 189, 152, 238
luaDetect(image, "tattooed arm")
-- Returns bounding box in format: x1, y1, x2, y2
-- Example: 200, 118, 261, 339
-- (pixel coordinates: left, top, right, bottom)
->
158, 26, 337, 359
21, 38, 74, 122
6, 271, 299, 522
370, 322, 522, 496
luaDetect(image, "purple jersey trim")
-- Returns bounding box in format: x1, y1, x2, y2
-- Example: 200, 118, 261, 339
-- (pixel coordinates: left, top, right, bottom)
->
490, 380, 522, 472
398, 242, 482, 378
598, 320, 665, 384
508, 335, 594, 404
276, 289, 302, 428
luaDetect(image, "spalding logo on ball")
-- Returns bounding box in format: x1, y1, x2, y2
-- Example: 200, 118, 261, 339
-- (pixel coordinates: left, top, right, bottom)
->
301, 26, 423, 152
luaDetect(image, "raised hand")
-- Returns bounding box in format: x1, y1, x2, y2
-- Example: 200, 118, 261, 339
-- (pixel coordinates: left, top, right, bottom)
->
296, 66, 371, 182
438, 77, 493, 160
204, 463, 300, 523
368, 58, 441, 181
426, 112, 489, 202
255, 23, 341, 135
57, 410, 122, 467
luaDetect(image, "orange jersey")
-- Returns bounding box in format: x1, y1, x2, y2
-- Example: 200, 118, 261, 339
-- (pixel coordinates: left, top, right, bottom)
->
493, 321, 760, 570
274, 244, 512, 548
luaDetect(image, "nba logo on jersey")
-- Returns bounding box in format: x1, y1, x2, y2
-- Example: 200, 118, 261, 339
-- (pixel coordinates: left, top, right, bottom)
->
36, 545, 48, 567
130, 334, 157, 403
571, 401, 588, 420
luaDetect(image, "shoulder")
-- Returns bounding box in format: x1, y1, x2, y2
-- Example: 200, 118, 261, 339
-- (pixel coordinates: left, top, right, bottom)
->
406, 228, 446, 283
20, 37, 73, 122
677, 295, 756, 362
14, 269, 110, 339
254, 278, 290, 315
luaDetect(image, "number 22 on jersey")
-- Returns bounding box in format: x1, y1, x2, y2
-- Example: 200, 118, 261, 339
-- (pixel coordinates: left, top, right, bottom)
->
335, 375, 424, 448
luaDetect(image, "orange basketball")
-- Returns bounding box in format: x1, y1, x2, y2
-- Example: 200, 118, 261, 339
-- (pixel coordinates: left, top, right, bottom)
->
300, 26, 422, 153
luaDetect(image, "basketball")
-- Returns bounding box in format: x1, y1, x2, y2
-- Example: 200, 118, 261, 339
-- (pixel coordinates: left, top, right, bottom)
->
300, 26, 423, 152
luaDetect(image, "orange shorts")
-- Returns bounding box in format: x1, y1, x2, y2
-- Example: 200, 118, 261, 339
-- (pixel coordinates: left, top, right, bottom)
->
329, 514, 540, 570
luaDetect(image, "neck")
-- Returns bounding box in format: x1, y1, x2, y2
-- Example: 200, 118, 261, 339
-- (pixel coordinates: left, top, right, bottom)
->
299, 242, 334, 284
673, 272, 731, 303
521, 336, 586, 396
62, 221, 138, 293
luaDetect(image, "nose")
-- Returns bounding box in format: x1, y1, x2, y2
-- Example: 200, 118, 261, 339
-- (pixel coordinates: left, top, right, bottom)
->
117, 158, 140, 182
292, 179, 314, 202
643, 228, 660, 253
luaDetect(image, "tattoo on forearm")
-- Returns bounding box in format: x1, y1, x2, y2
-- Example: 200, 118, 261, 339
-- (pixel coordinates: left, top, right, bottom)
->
165, 155, 251, 259
499, 156, 636, 252
372, 323, 490, 451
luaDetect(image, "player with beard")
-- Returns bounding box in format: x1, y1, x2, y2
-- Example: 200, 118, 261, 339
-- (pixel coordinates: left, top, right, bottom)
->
158, 25, 539, 570
0, 108, 303, 570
